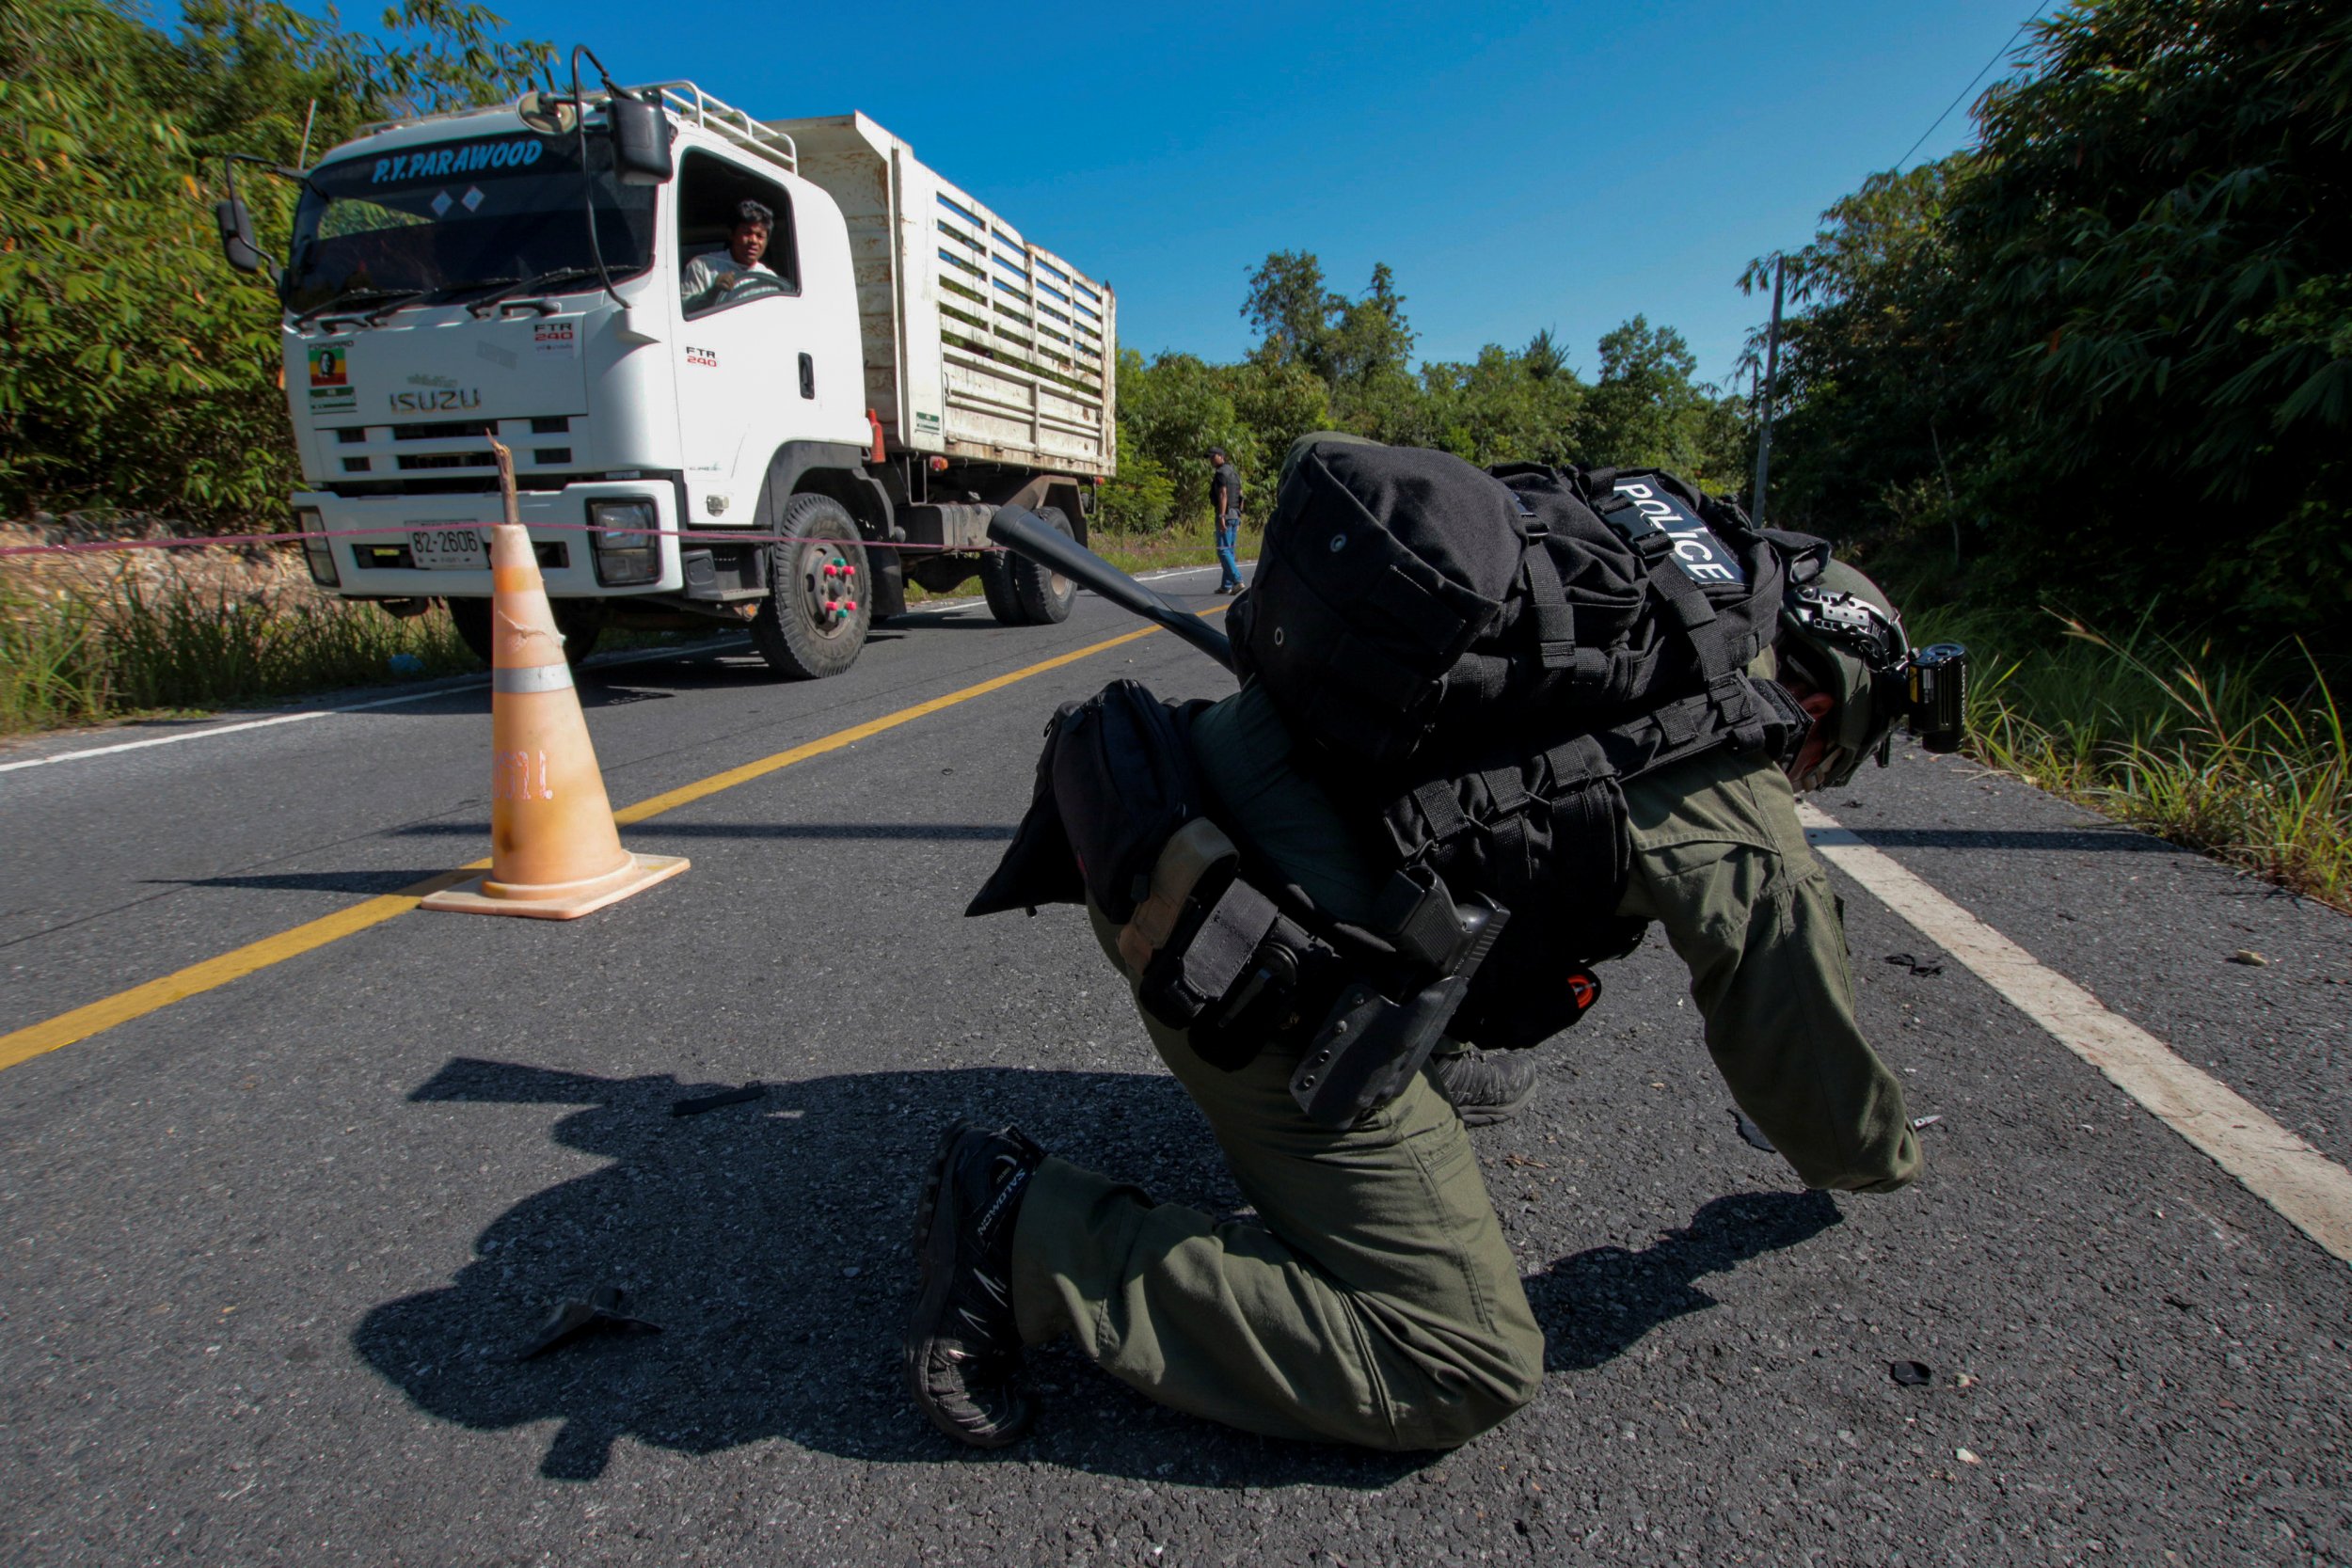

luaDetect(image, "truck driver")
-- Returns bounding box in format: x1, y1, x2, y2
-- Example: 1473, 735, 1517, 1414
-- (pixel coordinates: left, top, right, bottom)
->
681, 199, 775, 310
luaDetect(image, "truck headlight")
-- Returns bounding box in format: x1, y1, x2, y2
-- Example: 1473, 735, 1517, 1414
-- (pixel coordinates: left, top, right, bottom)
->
296, 507, 339, 586
588, 498, 660, 586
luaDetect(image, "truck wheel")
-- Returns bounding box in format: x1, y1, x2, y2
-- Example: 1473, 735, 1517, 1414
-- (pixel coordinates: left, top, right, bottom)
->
445, 598, 604, 668
752, 492, 872, 679
1010, 505, 1078, 625
978, 549, 1025, 626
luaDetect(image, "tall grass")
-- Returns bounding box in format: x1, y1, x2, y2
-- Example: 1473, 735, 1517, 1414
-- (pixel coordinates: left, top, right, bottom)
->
0, 583, 111, 730
1920, 607, 2350, 911
0, 568, 475, 735
1089, 522, 1263, 578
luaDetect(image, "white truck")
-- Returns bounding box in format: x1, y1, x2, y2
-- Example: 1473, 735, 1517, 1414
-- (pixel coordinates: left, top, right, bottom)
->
217, 80, 1116, 676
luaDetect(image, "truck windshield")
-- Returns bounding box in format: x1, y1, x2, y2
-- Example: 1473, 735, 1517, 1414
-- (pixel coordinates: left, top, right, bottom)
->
284, 131, 657, 315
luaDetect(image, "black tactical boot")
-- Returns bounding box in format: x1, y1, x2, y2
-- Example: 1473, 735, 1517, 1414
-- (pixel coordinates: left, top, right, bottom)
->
1429, 1048, 1539, 1128
905, 1121, 1045, 1447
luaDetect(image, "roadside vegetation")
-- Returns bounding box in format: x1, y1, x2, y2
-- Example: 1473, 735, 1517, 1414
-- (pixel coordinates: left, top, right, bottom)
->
1745, 0, 2350, 907
0, 0, 548, 528
0, 553, 476, 734
1932, 615, 2350, 912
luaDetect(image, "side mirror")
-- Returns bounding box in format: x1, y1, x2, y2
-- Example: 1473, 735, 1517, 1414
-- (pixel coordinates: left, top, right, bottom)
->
215, 198, 268, 275
606, 90, 674, 185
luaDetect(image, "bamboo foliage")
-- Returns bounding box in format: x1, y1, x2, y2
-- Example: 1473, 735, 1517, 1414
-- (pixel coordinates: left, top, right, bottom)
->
0, 0, 548, 528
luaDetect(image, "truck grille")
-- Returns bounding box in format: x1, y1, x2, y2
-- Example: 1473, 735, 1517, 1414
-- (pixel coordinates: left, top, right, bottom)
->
391, 420, 492, 441
318, 416, 584, 495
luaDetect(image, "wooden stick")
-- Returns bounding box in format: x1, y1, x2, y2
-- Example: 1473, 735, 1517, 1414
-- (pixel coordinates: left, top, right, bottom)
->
489, 437, 520, 530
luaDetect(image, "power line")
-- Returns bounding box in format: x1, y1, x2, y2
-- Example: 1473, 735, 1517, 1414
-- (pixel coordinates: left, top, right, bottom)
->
1893, 1, 2053, 172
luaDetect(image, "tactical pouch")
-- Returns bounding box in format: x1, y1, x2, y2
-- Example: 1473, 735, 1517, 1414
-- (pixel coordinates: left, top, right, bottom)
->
1118, 819, 1242, 976
966, 680, 1209, 922
1119, 820, 1347, 1073
1125, 817, 1289, 1045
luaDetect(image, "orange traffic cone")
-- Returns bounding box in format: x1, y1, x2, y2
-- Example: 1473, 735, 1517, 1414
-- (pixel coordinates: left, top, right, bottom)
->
424, 447, 687, 919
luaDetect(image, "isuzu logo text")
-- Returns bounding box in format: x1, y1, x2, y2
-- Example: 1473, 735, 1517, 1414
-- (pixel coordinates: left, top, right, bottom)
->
389, 388, 483, 413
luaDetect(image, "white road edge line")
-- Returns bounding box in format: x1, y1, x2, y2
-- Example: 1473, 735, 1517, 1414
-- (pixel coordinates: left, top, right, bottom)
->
1801, 801, 2352, 1265
0, 634, 748, 775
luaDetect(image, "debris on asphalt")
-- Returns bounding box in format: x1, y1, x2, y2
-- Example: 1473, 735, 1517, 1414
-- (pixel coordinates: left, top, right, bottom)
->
2228, 949, 2270, 966
1956, 1448, 1981, 1465
516, 1286, 662, 1360
671, 1083, 765, 1117
1732, 1110, 1776, 1151
1890, 1360, 1933, 1386
1883, 952, 1946, 976
1910, 1114, 1944, 1132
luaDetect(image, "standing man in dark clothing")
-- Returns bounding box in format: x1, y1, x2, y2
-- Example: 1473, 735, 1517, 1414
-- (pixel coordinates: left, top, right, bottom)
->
1208, 447, 1244, 594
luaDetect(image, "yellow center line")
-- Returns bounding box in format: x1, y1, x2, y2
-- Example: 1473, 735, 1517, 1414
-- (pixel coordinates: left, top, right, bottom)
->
614, 626, 1155, 824
0, 867, 486, 1072
0, 619, 1189, 1073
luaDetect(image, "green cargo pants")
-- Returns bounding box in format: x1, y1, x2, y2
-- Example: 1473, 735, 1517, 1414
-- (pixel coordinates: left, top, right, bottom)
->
1008, 684, 1917, 1449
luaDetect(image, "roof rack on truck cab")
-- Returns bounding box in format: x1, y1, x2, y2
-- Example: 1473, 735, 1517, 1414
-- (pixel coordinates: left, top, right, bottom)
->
641, 83, 796, 174
351, 80, 795, 176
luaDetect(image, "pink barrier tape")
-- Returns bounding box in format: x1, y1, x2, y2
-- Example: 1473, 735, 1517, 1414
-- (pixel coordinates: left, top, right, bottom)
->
0, 521, 1013, 560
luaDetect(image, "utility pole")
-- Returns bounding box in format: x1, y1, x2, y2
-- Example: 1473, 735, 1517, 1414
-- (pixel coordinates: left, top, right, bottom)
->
1751, 256, 1786, 529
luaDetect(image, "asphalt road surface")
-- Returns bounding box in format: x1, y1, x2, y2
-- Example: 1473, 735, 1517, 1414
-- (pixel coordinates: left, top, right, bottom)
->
4, 567, 2348, 1566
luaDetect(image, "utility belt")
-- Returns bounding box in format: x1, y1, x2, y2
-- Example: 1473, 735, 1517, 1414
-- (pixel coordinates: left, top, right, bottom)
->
964, 675, 1801, 1129
1110, 817, 1522, 1126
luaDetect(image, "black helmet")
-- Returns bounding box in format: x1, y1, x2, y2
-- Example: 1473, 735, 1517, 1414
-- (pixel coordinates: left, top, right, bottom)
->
1778, 559, 1908, 791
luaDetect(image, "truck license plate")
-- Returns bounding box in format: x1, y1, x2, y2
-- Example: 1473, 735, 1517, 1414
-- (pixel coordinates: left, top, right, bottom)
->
408, 526, 487, 569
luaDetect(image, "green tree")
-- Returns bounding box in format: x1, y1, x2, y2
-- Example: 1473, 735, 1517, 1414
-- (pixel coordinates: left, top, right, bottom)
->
1521, 327, 1566, 382
1415, 341, 1585, 467
1230, 247, 1736, 499
1580, 316, 1745, 487
1958, 0, 2351, 634
1107, 348, 1248, 526
1735, 159, 1979, 568
1746, 0, 2351, 645
1240, 249, 1418, 427
1324, 262, 1415, 388
1241, 249, 1331, 373
1226, 356, 1331, 479
1098, 422, 1175, 531
0, 0, 549, 527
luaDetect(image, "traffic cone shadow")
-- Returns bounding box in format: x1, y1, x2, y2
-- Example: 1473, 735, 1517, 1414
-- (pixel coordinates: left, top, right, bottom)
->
423, 511, 687, 920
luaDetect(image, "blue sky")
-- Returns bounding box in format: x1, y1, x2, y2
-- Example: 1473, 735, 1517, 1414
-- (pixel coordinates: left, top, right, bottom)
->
414, 0, 2039, 388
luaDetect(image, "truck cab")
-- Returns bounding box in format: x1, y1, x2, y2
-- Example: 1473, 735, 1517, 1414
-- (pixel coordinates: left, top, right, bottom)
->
255, 82, 1114, 677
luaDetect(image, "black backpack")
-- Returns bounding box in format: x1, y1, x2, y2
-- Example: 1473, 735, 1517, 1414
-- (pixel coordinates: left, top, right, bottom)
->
1232, 438, 1819, 1049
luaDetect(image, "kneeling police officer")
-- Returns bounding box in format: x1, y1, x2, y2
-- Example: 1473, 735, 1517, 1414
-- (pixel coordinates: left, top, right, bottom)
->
904, 436, 1947, 1450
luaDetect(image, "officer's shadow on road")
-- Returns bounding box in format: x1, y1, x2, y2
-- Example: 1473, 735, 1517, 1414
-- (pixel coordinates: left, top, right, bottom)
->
354, 1059, 1421, 1492
1522, 1189, 1843, 1370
